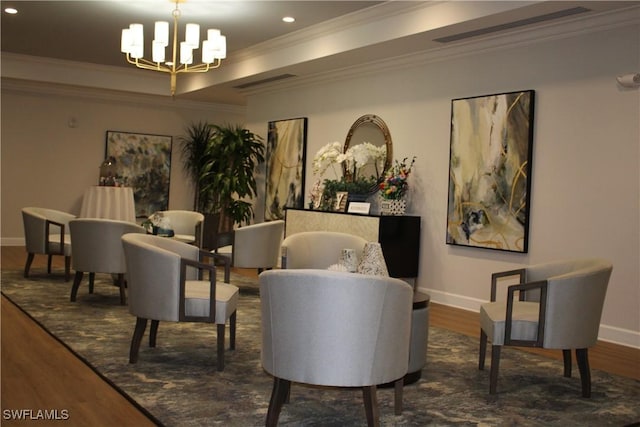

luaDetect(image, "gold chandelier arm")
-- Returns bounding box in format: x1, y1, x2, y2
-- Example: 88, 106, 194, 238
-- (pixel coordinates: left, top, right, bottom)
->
126, 54, 172, 73
174, 59, 222, 74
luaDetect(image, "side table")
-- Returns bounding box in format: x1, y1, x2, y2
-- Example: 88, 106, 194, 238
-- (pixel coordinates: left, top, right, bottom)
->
405, 291, 430, 384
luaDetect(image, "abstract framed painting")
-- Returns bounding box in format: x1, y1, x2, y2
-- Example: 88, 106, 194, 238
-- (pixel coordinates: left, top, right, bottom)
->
265, 117, 308, 220
446, 90, 535, 253
105, 130, 172, 218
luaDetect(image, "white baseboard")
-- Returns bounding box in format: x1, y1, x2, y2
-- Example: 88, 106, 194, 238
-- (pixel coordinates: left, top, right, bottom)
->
418, 286, 640, 350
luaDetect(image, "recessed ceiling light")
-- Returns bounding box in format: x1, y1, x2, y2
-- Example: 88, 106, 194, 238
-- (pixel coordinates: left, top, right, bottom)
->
282, 16, 295, 23
4, 7, 18, 14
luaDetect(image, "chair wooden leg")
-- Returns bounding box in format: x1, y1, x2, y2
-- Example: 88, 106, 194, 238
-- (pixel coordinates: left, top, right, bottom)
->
47, 254, 53, 274
394, 378, 403, 415
479, 329, 488, 370
563, 349, 572, 378
576, 348, 591, 398
149, 320, 159, 348
362, 385, 380, 427
64, 256, 71, 282
70, 271, 84, 302
489, 345, 501, 394
116, 273, 126, 305
129, 317, 147, 364
89, 272, 95, 294
217, 323, 226, 371
24, 253, 35, 278
266, 377, 290, 427
229, 311, 237, 350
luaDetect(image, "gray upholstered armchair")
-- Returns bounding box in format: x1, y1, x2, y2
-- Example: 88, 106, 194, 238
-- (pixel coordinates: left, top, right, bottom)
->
121, 233, 239, 371
22, 207, 76, 281
69, 218, 146, 305
478, 258, 613, 397
149, 210, 204, 246
280, 231, 368, 269
259, 269, 413, 426
216, 220, 284, 273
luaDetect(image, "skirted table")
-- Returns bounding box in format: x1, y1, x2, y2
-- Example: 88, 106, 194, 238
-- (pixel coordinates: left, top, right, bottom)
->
79, 186, 136, 223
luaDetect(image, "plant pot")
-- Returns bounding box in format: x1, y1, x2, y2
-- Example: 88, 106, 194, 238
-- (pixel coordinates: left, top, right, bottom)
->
380, 198, 406, 216
202, 213, 234, 250
152, 226, 174, 237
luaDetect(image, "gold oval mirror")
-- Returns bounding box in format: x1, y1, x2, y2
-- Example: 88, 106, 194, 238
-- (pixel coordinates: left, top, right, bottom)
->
343, 114, 393, 182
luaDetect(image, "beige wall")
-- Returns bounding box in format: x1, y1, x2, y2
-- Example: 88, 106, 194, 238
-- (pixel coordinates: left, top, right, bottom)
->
1, 83, 245, 242
245, 23, 640, 346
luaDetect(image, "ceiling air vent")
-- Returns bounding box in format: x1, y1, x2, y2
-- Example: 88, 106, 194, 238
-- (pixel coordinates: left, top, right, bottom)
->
234, 74, 297, 89
434, 6, 591, 43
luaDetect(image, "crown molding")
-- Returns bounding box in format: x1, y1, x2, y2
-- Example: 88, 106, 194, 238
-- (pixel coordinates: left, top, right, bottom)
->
232, 1, 430, 62
1, 75, 245, 115
241, 5, 640, 98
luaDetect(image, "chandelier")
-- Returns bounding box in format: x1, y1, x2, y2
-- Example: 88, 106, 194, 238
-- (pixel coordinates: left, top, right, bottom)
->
120, 0, 226, 96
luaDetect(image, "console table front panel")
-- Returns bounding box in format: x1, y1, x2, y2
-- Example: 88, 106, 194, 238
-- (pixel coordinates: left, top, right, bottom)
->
285, 209, 379, 242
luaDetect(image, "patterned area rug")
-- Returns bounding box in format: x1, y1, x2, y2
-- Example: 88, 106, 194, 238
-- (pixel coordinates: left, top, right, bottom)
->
2, 268, 639, 427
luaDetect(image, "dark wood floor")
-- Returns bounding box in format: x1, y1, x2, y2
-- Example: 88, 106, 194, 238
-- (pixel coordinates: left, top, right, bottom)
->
1, 246, 638, 426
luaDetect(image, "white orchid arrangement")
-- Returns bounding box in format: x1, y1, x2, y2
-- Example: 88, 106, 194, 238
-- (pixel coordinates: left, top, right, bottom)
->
310, 141, 387, 211
312, 141, 386, 181
343, 142, 387, 181
312, 141, 344, 178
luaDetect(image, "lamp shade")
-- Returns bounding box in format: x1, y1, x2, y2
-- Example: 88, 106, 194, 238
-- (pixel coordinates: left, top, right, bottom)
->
130, 44, 144, 59
154, 21, 169, 46
215, 35, 227, 59
180, 42, 193, 64
185, 23, 199, 47
207, 29, 220, 40
121, 29, 132, 53
202, 40, 214, 64
129, 23, 144, 46
152, 41, 166, 63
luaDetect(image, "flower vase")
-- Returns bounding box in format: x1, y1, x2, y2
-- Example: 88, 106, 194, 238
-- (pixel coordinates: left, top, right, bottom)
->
379, 197, 406, 216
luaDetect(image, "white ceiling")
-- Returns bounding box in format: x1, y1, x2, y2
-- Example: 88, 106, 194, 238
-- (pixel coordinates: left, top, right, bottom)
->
2, 1, 637, 105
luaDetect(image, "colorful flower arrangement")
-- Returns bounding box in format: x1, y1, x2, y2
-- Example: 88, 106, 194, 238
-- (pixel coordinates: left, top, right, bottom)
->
379, 156, 416, 200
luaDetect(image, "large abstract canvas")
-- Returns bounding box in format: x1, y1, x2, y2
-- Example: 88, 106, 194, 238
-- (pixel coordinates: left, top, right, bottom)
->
265, 118, 307, 220
446, 90, 535, 253
106, 131, 172, 218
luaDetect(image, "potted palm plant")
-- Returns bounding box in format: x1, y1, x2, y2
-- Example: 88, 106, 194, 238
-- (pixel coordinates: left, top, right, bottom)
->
180, 121, 215, 213
180, 122, 265, 249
